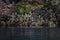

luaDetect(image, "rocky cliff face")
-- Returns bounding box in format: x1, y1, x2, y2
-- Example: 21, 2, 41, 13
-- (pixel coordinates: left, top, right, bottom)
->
0, 0, 15, 15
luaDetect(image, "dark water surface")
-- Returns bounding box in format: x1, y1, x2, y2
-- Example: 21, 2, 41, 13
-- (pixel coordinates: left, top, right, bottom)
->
0, 27, 60, 40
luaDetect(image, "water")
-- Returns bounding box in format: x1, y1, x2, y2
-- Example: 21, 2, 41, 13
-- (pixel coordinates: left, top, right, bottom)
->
0, 27, 60, 40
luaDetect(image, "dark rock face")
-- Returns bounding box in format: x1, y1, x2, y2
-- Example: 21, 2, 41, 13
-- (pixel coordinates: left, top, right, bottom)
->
2, 0, 44, 4
2, 0, 20, 3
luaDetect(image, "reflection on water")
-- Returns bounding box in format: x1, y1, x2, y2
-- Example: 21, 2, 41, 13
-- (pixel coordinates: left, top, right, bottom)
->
0, 26, 60, 40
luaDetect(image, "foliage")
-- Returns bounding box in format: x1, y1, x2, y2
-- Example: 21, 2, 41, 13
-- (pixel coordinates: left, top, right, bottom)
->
37, 5, 44, 8
16, 2, 44, 14
25, 7, 32, 13
16, 2, 32, 14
